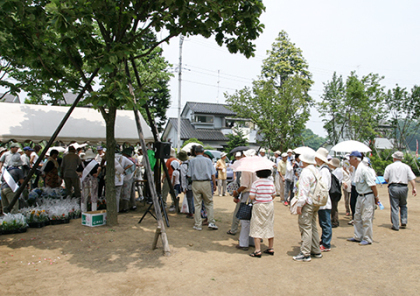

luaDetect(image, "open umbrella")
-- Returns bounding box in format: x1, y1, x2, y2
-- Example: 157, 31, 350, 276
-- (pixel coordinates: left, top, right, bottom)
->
229, 146, 249, 155
331, 140, 371, 153
293, 146, 315, 155
181, 142, 202, 152
230, 156, 275, 172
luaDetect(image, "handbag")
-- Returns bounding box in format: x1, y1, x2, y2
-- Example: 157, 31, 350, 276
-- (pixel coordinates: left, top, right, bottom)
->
180, 196, 189, 214
236, 194, 253, 220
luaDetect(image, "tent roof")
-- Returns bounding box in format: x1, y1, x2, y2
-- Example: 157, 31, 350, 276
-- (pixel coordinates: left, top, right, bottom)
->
0, 102, 154, 144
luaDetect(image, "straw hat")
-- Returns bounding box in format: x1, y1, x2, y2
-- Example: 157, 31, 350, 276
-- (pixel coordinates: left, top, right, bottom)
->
84, 149, 97, 160
221, 152, 227, 158
281, 152, 287, 158
329, 158, 340, 168
244, 149, 256, 157
315, 147, 329, 164
392, 151, 403, 160
300, 152, 316, 165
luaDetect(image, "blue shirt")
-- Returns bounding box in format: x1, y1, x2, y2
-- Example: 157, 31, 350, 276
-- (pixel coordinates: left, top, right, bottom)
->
187, 155, 216, 181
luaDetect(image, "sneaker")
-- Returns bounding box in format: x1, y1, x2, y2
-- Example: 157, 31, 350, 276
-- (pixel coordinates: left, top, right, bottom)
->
391, 226, 399, 231
193, 226, 202, 231
284, 201, 289, 206
311, 253, 323, 258
208, 222, 218, 230
293, 253, 311, 262
359, 240, 371, 246
348, 220, 354, 225
401, 223, 407, 228
320, 245, 331, 252
168, 205, 176, 212
347, 238, 361, 242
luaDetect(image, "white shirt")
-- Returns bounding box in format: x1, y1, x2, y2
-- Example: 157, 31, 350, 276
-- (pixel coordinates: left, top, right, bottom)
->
296, 165, 317, 207
30, 151, 39, 165
384, 161, 416, 184
285, 160, 294, 181
172, 170, 180, 186
332, 167, 343, 184
319, 164, 331, 210
354, 162, 376, 194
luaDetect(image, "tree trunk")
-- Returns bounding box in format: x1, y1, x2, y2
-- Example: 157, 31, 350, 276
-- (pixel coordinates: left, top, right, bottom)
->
105, 106, 118, 226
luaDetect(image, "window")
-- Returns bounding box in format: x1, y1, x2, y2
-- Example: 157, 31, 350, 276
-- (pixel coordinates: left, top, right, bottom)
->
194, 115, 213, 123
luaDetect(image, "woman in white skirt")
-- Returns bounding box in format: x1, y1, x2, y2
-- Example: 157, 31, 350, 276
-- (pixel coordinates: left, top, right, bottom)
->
249, 169, 276, 257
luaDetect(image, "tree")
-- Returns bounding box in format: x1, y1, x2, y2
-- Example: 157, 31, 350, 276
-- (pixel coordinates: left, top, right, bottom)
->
0, 0, 265, 225
224, 128, 248, 157
302, 129, 326, 151
318, 71, 386, 144
317, 72, 345, 145
385, 85, 420, 150
0, 58, 19, 100
181, 138, 203, 148
226, 31, 313, 151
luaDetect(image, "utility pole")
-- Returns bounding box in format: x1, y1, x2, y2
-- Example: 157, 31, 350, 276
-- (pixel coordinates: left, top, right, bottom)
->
177, 35, 184, 153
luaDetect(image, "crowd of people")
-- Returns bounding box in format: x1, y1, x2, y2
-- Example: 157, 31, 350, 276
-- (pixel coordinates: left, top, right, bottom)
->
160, 145, 417, 261
1, 141, 417, 262
0, 143, 146, 214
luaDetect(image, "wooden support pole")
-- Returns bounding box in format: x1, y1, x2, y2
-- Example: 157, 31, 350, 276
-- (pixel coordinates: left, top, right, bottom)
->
125, 61, 170, 255
130, 57, 179, 212
5, 69, 100, 213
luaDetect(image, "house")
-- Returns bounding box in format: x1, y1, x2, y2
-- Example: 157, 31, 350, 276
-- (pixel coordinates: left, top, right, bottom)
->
162, 101, 259, 150
0, 93, 19, 103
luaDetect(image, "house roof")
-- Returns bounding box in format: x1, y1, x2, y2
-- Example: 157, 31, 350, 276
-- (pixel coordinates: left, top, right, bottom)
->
185, 102, 236, 116
166, 118, 228, 141
0, 93, 19, 103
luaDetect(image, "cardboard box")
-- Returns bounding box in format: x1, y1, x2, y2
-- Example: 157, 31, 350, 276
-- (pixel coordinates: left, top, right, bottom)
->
82, 210, 107, 227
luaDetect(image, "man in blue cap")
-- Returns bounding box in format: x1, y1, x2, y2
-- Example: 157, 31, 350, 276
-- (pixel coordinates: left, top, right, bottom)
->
347, 151, 378, 245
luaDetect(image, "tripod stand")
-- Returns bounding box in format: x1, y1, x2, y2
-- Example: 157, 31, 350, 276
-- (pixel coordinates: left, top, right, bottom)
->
138, 193, 169, 226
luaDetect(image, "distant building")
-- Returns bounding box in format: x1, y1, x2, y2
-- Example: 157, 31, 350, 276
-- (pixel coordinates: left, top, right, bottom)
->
162, 101, 259, 150
0, 93, 19, 103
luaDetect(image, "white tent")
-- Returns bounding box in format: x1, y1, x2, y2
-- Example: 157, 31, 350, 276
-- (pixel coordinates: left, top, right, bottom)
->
0, 102, 154, 144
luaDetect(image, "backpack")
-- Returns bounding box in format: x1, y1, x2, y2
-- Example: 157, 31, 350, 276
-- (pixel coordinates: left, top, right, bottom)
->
307, 166, 329, 207
329, 170, 342, 202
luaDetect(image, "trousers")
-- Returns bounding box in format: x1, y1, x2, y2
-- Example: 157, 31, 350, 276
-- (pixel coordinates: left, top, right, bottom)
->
192, 181, 214, 227
298, 203, 321, 256
217, 179, 227, 196
353, 193, 375, 243
388, 185, 408, 229
318, 209, 332, 248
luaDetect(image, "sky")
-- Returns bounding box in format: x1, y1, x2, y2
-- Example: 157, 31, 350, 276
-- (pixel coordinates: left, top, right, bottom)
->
160, 0, 420, 137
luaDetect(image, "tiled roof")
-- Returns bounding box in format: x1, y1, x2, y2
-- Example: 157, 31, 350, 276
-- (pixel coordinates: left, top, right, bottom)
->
186, 102, 236, 116
167, 118, 228, 141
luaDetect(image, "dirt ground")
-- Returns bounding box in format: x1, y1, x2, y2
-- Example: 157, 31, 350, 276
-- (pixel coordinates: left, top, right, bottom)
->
1, 181, 419, 296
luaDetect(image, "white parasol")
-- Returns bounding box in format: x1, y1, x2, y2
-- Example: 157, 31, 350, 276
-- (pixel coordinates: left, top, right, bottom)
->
293, 146, 315, 155
330, 140, 371, 153
230, 156, 276, 172
181, 142, 202, 152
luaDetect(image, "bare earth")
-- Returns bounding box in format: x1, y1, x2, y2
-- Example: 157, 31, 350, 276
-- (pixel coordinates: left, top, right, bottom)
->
1, 181, 419, 296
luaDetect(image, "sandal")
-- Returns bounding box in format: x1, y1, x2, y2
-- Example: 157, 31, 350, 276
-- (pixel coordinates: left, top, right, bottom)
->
263, 248, 274, 255
226, 230, 236, 235
249, 251, 262, 258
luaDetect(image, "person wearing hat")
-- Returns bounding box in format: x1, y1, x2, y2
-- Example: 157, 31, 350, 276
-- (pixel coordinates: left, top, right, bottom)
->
119, 148, 136, 212
258, 148, 267, 158
227, 152, 245, 235
328, 158, 343, 228
178, 151, 194, 218
43, 149, 62, 189
61, 145, 83, 199
21, 147, 34, 178
292, 152, 323, 262
272, 151, 282, 196
187, 145, 218, 230
1, 154, 24, 213
347, 151, 378, 245
315, 147, 333, 252
78, 149, 100, 212
277, 152, 288, 203
384, 151, 417, 231
0, 143, 20, 171
161, 147, 179, 211
284, 151, 295, 206
216, 152, 228, 196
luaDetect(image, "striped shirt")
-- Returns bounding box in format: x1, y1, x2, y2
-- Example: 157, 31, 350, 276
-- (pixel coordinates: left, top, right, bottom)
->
249, 178, 275, 204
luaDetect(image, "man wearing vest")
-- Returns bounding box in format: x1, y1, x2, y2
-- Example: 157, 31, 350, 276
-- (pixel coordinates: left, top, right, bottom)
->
384, 151, 417, 231
347, 151, 378, 245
